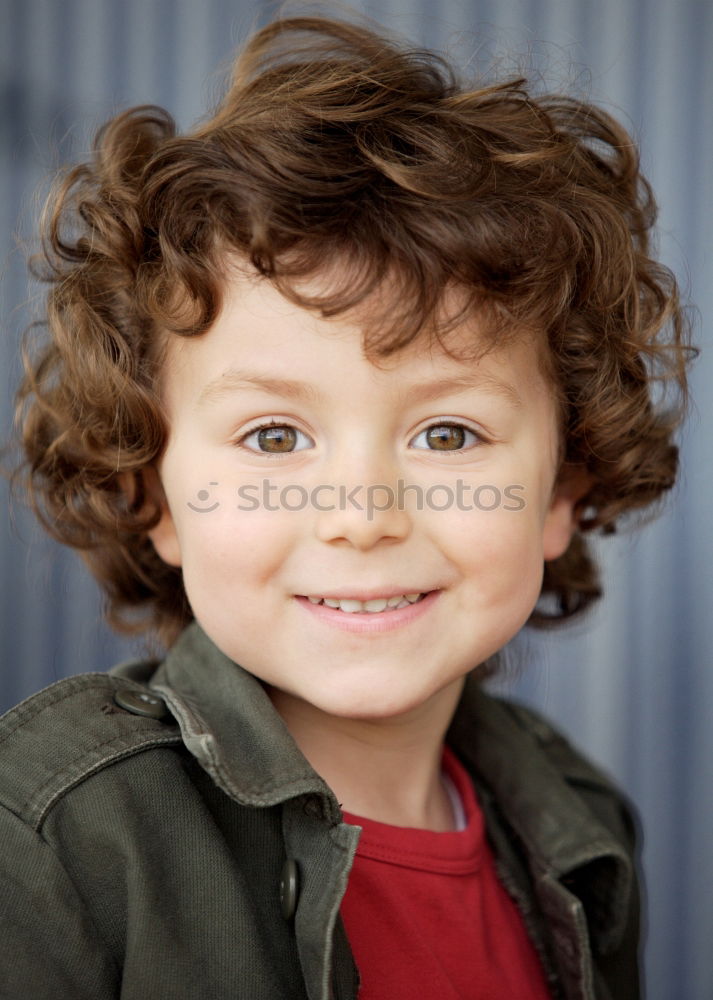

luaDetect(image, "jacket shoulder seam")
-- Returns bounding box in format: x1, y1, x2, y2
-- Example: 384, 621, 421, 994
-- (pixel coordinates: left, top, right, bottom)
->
31, 733, 185, 832
0, 672, 183, 831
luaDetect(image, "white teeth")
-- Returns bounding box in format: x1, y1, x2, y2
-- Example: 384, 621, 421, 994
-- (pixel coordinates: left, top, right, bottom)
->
306, 593, 426, 613
337, 599, 363, 614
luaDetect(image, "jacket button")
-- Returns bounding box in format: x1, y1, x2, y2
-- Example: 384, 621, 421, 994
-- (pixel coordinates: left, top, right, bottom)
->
279, 859, 300, 921
114, 689, 169, 720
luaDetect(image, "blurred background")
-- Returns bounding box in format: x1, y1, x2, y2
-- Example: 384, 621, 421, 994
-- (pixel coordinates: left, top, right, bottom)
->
1, 1, 710, 996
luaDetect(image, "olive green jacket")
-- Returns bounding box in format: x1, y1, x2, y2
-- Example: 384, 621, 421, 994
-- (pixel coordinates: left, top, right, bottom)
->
0, 623, 640, 999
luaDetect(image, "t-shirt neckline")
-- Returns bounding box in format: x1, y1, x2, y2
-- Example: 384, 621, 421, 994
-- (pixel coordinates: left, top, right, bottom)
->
340, 746, 484, 875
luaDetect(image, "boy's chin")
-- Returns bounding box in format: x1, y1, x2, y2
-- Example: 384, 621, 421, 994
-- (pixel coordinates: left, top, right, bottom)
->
267, 675, 466, 728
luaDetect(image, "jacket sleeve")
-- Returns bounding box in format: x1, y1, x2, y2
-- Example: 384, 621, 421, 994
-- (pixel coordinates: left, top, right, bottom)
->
0, 803, 119, 1000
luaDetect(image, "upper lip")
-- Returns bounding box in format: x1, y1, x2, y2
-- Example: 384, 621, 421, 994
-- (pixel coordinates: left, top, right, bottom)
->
298, 589, 434, 601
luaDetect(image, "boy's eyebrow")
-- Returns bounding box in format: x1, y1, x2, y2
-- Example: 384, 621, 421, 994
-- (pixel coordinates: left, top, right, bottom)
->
197, 371, 321, 406
400, 374, 522, 409
196, 369, 522, 408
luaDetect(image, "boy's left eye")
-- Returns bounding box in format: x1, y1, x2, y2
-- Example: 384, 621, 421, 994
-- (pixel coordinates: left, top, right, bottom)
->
409, 423, 480, 451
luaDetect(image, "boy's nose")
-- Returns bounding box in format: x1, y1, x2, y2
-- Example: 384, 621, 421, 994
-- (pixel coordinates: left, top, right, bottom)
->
311, 441, 414, 550
313, 477, 412, 550
315, 448, 412, 549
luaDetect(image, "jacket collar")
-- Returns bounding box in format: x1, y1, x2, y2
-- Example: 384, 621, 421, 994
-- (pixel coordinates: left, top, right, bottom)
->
151, 622, 632, 954
449, 675, 634, 956
150, 622, 342, 821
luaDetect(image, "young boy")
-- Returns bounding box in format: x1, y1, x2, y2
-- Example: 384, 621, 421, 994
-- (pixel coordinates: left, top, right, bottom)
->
4, 15, 690, 1000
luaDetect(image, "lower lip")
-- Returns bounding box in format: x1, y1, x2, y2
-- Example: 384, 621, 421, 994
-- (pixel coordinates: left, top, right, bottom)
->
295, 591, 440, 634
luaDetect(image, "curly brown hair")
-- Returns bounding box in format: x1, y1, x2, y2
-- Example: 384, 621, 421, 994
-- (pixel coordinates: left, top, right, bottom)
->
14, 16, 692, 646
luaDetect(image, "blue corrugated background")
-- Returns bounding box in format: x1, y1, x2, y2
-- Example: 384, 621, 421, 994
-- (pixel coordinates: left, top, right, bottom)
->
1, 1, 711, 996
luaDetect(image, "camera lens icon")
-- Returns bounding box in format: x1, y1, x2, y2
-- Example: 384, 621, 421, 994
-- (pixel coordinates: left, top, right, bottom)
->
187, 482, 220, 512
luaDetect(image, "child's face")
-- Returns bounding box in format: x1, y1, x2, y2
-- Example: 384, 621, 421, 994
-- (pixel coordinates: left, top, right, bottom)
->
149, 268, 578, 723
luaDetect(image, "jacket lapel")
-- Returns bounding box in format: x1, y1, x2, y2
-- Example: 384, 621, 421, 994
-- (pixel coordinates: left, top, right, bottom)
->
150, 623, 360, 1000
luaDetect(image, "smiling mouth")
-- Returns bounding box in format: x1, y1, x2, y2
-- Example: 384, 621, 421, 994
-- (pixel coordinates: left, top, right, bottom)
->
301, 593, 429, 614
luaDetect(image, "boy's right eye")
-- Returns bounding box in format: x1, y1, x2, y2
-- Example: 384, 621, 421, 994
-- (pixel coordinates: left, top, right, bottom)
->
239, 421, 313, 454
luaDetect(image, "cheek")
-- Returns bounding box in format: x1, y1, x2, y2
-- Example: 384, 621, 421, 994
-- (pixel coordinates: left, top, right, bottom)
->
447, 493, 548, 555
179, 507, 296, 596
445, 505, 547, 603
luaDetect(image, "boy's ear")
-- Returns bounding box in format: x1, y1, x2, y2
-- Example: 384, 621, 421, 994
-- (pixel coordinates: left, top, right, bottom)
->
120, 467, 183, 568
542, 465, 592, 562
144, 467, 183, 567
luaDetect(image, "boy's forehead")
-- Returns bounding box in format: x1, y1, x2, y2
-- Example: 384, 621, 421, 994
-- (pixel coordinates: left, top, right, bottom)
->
216, 252, 497, 347
160, 263, 552, 403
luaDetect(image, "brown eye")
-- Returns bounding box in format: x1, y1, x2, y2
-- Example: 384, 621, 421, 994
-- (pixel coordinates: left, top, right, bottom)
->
256, 425, 297, 452
240, 423, 313, 454
424, 424, 468, 450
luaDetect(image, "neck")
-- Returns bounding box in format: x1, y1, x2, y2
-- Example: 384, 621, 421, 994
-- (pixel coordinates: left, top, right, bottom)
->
268, 679, 465, 832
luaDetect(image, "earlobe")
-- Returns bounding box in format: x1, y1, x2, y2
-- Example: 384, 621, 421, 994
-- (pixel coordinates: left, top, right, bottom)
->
142, 467, 183, 568
542, 494, 579, 561
542, 466, 592, 561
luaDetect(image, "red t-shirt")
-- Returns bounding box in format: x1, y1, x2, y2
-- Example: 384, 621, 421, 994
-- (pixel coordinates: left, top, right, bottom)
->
340, 747, 552, 999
